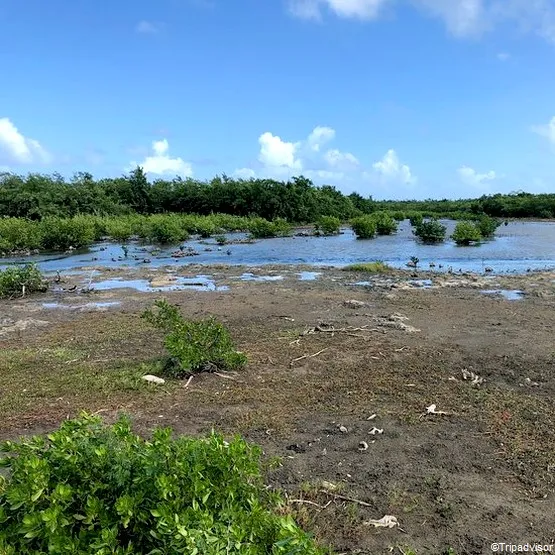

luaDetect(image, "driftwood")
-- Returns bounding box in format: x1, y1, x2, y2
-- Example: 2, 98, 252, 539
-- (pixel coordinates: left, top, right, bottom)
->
290, 348, 328, 367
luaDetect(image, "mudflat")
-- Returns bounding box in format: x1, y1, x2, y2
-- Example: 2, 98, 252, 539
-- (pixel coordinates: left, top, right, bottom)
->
1, 265, 555, 554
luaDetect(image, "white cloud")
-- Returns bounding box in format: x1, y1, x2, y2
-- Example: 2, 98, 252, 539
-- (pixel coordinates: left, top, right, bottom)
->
288, 0, 555, 43
457, 165, 496, 187
497, 51, 510, 61
307, 126, 335, 151
324, 148, 359, 169
234, 167, 257, 179
288, 0, 389, 20
0, 118, 50, 166
258, 132, 302, 170
532, 116, 555, 145
371, 149, 415, 184
130, 139, 193, 177
136, 20, 160, 34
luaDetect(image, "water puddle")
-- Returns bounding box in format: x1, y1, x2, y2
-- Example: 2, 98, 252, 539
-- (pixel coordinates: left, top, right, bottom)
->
90, 276, 229, 292
238, 273, 284, 282
42, 301, 121, 310
408, 279, 433, 289
297, 271, 322, 281
480, 289, 524, 301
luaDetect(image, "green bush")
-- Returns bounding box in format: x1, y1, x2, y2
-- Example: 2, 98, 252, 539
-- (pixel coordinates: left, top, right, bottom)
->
0, 414, 325, 554
271, 218, 293, 237
350, 216, 377, 239
476, 215, 500, 238
39, 216, 96, 250
342, 261, 392, 274
390, 211, 406, 222
142, 300, 247, 378
315, 216, 341, 236
408, 212, 424, 227
373, 212, 398, 235
140, 215, 189, 244
0, 218, 41, 253
451, 221, 482, 245
248, 218, 291, 239
413, 218, 447, 243
104, 216, 143, 242
0, 264, 46, 298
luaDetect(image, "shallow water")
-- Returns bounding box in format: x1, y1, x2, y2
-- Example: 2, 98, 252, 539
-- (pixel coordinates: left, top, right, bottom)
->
480, 289, 524, 301
90, 276, 229, 292
42, 301, 122, 310
2, 220, 555, 275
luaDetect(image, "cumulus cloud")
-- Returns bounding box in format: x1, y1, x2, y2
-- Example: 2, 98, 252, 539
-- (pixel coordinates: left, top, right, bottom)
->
324, 148, 359, 170
307, 126, 335, 151
258, 132, 302, 170
234, 167, 257, 179
136, 20, 160, 34
130, 139, 193, 177
532, 116, 555, 145
0, 117, 50, 166
371, 149, 415, 184
457, 165, 496, 187
288, 0, 555, 42
288, 0, 389, 20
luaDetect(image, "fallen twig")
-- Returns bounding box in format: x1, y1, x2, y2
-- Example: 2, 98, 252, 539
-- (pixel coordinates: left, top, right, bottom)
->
289, 499, 332, 510
214, 372, 238, 381
183, 376, 193, 389
290, 348, 328, 366
318, 490, 373, 507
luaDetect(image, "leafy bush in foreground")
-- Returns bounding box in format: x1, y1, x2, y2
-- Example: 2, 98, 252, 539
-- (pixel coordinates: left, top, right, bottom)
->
142, 300, 247, 378
350, 216, 377, 239
0, 264, 46, 298
315, 216, 341, 235
0, 414, 324, 554
413, 218, 447, 243
452, 221, 482, 245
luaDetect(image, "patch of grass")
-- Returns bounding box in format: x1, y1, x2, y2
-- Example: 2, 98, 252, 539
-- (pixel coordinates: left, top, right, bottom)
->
142, 299, 247, 378
0, 264, 46, 299
342, 261, 393, 274
0, 414, 326, 554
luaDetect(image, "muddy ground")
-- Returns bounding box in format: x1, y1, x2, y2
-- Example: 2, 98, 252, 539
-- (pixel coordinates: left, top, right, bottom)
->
1, 264, 555, 554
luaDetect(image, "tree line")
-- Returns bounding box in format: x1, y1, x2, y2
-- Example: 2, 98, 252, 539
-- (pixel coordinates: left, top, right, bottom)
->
1, 169, 554, 221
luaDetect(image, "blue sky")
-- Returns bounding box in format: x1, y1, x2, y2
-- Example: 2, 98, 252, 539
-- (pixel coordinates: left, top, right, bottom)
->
1, 0, 555, 199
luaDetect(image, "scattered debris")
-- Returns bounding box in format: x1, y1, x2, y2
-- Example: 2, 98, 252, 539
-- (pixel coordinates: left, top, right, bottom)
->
290, 348, 328, 367
367, 413, 377, 420
183, 376, 194, 389
319, 490, 372, 508
462, 368, 485, 386
523, 377, 540, 387
287, 444, 306, 454
369, 427, 384, 435
344, 299, 366, 309
421, 404, 453, 418
358, 441, 369, 452
364, 515, 400, 529
320, 480, 338, 492
339, 425, 348, 433
142, 375, 165, 385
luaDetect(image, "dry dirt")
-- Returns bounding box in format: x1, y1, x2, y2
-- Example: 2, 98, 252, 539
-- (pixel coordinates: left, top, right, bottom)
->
1, 264, 555, 554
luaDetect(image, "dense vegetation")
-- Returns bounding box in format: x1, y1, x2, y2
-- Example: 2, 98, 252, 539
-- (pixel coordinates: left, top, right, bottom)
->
2, 169, 554, 223
0, 264, 46, 298
0, 414, 325, 554
413, 219, 447, 243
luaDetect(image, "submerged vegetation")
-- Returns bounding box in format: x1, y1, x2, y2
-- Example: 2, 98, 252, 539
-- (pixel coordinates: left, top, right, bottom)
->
0, 414, 325, 554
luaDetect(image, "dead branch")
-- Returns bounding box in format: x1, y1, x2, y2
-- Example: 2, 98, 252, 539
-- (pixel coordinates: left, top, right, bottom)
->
318, 490, 373, 507
183, 376, 193, 389
289, 499, 332, 510
214, 372, 238, 381
290, 348, 328, 367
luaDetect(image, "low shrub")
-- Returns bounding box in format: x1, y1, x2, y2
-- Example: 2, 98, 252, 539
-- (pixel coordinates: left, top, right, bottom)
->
248, 217, 292, 239
452, 221, 482, 245
315, 216, 341, 236
476, 215, 500, 238
0, 414, 325, 554
0, 264, 46, 298
373, 212, 398, 235
142, 300, 247, 378
139, 215, 189, 244
413, 218, 447, 243
342, 261, 392, 274
0, 217, 41, 253
408, 212, 424, 227
350, 216, 377, 239
38, 216, 96, 250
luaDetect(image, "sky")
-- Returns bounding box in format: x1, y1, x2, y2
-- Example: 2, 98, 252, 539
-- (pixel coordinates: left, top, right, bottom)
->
1, 0, 555, 200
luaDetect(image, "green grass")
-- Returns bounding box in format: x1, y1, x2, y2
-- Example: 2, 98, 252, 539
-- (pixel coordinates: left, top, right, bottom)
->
342, 261, 393, 274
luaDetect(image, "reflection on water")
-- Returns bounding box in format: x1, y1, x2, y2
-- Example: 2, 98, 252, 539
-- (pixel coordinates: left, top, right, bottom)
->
1, 220, 555, 275
480, 289, 525, 301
